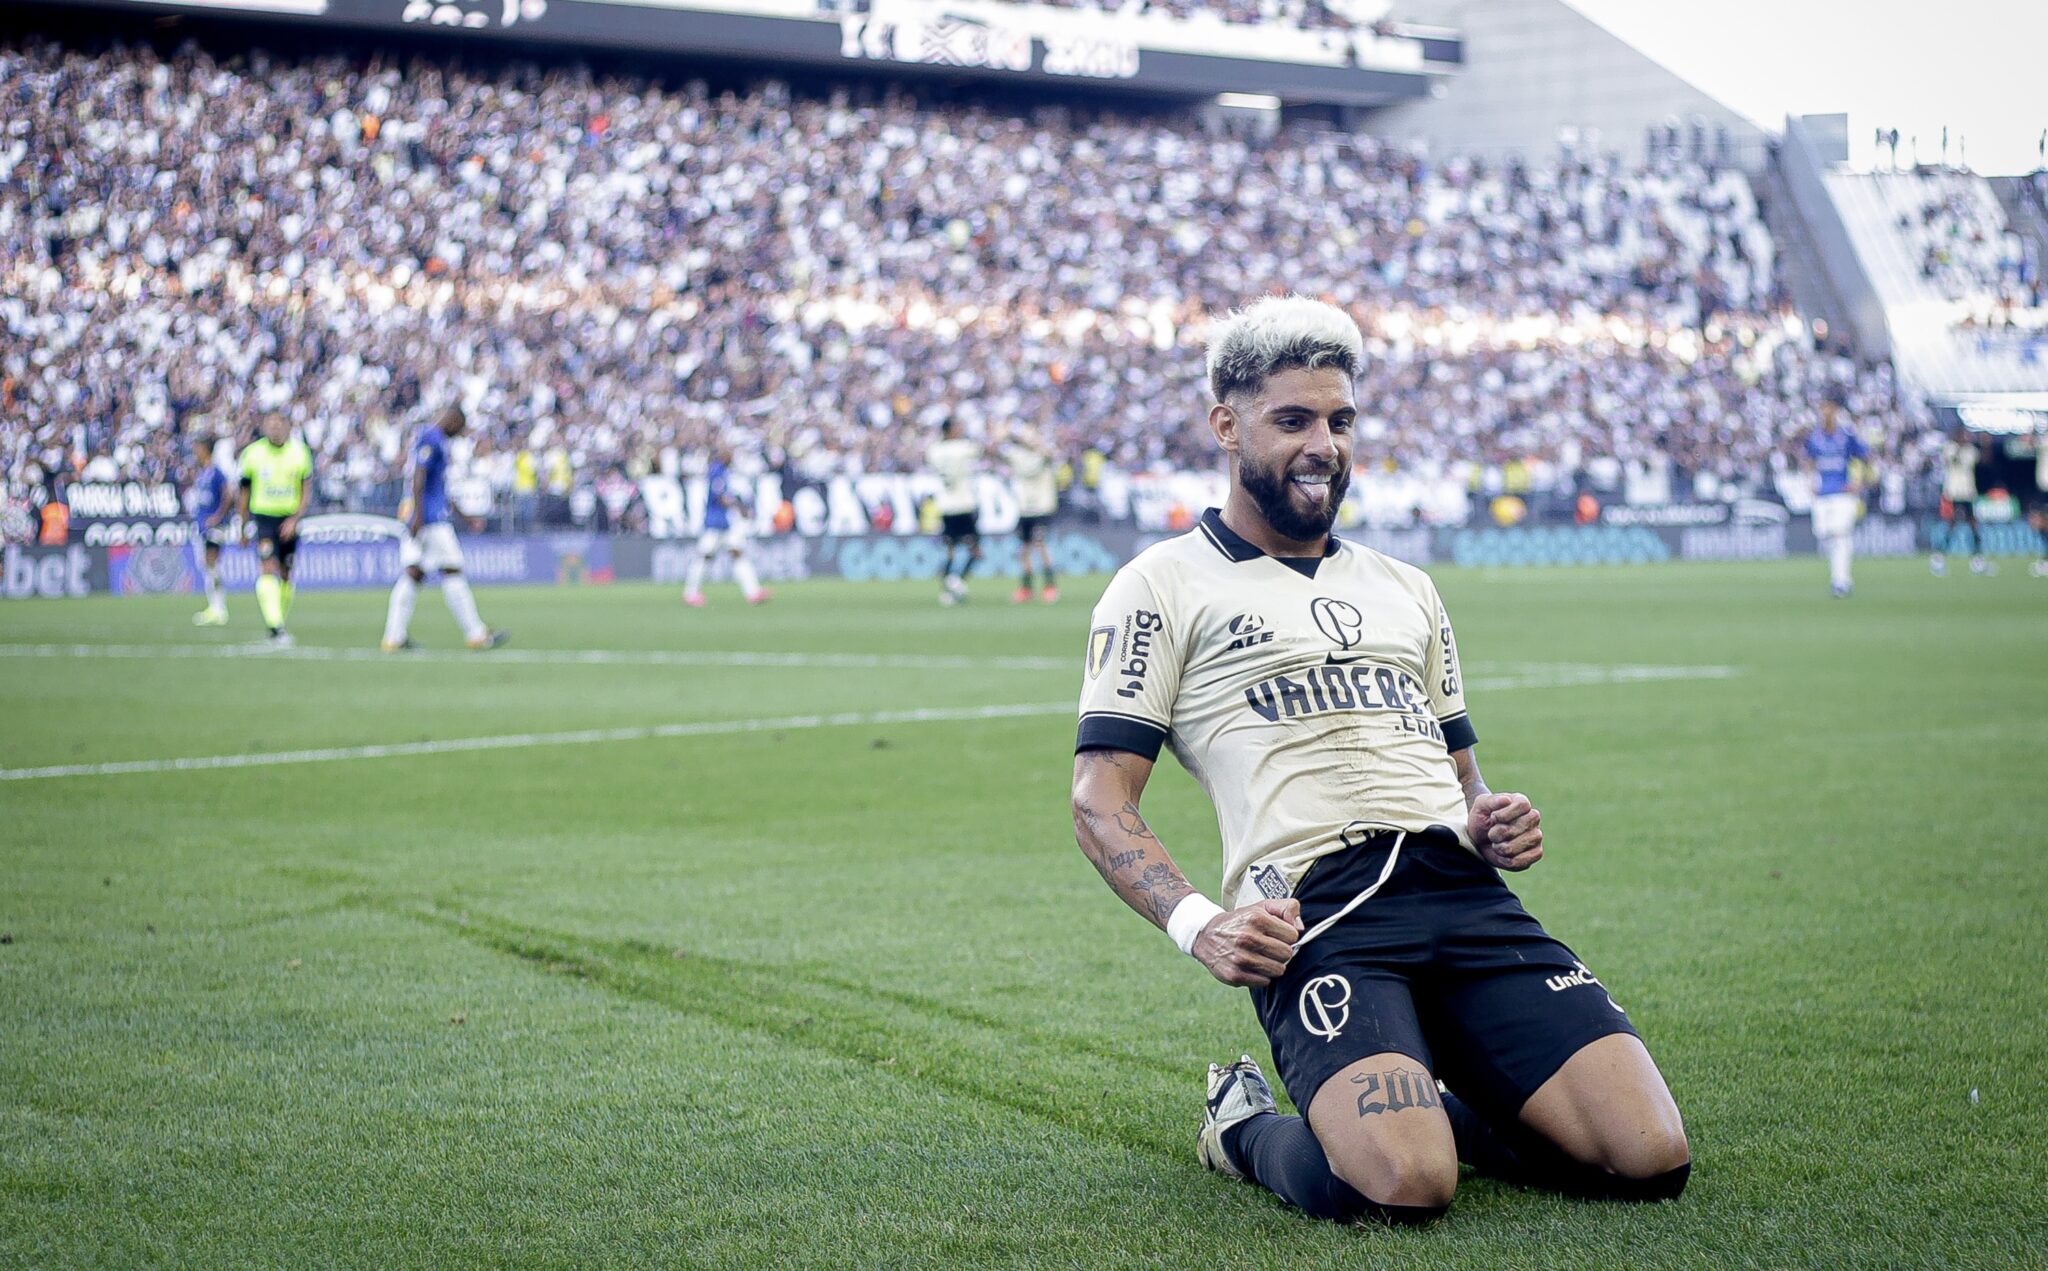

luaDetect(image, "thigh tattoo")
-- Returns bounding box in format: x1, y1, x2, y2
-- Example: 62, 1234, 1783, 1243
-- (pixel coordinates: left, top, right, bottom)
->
1350, 1065, 1442, 1118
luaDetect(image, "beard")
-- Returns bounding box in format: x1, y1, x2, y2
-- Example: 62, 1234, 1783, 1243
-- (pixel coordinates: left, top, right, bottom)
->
1239, 450, 1348, 544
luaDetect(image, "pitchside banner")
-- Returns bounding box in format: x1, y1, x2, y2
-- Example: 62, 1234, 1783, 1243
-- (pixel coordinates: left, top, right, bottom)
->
17, 517, 2040, 598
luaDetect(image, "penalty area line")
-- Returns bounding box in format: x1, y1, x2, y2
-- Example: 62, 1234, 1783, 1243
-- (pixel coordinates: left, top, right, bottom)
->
0, 702, 1076, 783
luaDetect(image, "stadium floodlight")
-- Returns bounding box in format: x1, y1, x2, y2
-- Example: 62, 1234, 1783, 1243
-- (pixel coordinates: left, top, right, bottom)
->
1215, 93, 1281, 111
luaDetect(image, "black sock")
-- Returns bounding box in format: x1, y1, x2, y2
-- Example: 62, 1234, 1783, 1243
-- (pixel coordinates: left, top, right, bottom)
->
1020, 568, 1033, 590
1222, 1113, 1386, 1223
1440, 1091, 1690, 1201
1043, 564, 1056, 587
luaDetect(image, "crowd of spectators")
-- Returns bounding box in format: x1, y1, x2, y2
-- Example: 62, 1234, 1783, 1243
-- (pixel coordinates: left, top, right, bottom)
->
1, 36, 1937, 534
1902, 171, 2044, 326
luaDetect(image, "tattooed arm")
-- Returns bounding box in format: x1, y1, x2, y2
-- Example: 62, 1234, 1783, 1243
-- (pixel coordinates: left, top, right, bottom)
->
1071, 748, 1302, 987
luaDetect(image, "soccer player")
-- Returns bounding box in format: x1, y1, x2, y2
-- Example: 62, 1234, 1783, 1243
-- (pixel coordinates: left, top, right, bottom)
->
927, 416, 983, 605
187, 435, 233, 626
2031, 426, 2048, 579
381, 405, 508, 651
1003, 427, 1060, 604
1805, 387, 1870, 597
683, 443, 769, 607
1931, 426, 1988, 576
236, 414, 313, 647
1071, 297, 1688, 1229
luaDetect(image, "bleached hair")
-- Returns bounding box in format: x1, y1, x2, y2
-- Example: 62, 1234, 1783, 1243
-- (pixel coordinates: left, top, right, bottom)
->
1204, 295, 1364, 404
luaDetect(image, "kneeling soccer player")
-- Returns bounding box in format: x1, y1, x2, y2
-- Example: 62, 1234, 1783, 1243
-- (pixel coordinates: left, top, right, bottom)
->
1070, 297, 1690, 1228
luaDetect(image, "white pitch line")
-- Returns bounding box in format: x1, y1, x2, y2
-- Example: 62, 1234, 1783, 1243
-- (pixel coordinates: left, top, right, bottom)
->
0, 643, 1070, 672
0, 702, 1077, 783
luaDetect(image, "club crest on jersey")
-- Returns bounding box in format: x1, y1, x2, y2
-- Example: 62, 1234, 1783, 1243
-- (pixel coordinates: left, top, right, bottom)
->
1225, 613, 1274, 652
1310, 597, 1364, 650
1251, 863, 1292, 900
1299, 974, 1352, 1042
1085, 626, 1116, 680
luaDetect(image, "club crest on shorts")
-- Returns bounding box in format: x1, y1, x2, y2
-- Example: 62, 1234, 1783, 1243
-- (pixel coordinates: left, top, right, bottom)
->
1298, 973, 1352, 1043
1085, 626, 1116, 679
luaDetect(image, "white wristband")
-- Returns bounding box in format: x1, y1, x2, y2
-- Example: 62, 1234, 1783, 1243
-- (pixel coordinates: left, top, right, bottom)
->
1165, 894, 1226, 957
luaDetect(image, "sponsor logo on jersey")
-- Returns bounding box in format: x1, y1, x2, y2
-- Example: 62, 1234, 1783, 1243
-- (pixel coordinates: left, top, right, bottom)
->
1299, 973, 1352, 1042
1224, 612, 1274, 652
1114, 609, 1161, 699
1435, 601, 1461, 698
1310, 596, 1364, 649
1086, 626, 1116, 679
1242, 661, 1445, 743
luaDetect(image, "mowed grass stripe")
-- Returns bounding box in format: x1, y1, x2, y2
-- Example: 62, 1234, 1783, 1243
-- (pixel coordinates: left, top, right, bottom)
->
0, 702, 1079, 782
0, 643, 1073, 672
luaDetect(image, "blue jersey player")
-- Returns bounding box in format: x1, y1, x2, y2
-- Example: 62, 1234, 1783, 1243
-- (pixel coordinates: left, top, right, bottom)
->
381, 404, 507, 651
683, 444, 768, 607
1805, 388, 1871, 597
189, 435, 234, 626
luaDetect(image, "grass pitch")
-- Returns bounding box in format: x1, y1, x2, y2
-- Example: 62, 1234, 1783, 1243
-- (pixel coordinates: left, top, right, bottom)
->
2, 558, 2043, 1268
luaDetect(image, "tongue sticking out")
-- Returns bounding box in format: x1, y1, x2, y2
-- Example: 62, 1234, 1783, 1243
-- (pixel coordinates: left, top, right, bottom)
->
1293, 477, 1331, 508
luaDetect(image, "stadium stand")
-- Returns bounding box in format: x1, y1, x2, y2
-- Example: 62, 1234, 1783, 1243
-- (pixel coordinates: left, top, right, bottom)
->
0, 35, 1932, 529
1822, 168, 2048, 395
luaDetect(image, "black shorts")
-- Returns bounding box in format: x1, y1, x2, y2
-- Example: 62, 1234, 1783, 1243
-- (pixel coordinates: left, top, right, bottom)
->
941, 512, 980, 542
1017, 514, 1051, 544
252, 514, 299, 569
1250, 828, 1638, 1126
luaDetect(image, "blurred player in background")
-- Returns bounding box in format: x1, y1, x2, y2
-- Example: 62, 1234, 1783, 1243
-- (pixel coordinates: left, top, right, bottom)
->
188, 434, 233, 626
927, 416, 982, 606
1003, 427, 1060, 604
236, 414, 311, 647
1931, 427, 1989, 577
683, 442, 769, 607
1805, 387, 1870, 597
382, 405, 508, 651
2031, 427, 2048, 578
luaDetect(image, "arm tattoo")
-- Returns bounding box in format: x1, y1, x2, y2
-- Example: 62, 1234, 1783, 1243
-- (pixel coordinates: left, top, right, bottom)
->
1129, 862, 1190, 923
1108, 847, 1147, 872
1113, 802, 1156, 841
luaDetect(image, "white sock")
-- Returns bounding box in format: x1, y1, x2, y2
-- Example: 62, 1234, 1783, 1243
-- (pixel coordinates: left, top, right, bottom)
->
441, 573, 486, 642
383, 573, 417, 645
203, 566, 225, 611
684, 551, 709, 599
1828, 536, 1854, 590
733, 556, 761, 599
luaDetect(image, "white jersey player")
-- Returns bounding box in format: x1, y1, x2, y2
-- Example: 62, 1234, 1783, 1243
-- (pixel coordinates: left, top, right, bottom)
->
1932, 429, 1988, 576
927, 418, 983, 605
1003, 429, 1060, 604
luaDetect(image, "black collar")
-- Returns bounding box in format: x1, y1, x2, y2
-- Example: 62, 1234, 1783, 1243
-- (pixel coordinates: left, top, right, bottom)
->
1197, 507, 1341, 564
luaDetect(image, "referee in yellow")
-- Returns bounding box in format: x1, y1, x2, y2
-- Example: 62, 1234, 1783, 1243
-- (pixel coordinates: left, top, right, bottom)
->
236, 414, 315, 647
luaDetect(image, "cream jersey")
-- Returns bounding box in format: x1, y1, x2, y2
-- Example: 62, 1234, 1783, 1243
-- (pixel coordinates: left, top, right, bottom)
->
1077, 510, 1477, 913
1943, 440, 1980, 501
1006, 444, 1059, 517
927, 438, 982, 515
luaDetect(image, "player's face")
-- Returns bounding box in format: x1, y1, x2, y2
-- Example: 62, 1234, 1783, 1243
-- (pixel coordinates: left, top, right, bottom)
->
1219, 366, 1356, 544
262, 416, 290, 446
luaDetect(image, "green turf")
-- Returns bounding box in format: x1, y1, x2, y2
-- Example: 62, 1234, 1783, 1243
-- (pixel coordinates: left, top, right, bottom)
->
2, 558, 2043, 1268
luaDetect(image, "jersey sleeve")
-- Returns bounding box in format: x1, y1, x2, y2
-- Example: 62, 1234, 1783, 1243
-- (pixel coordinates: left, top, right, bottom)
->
1075, 566, 1182, 760
1423, 579, 1477, 753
